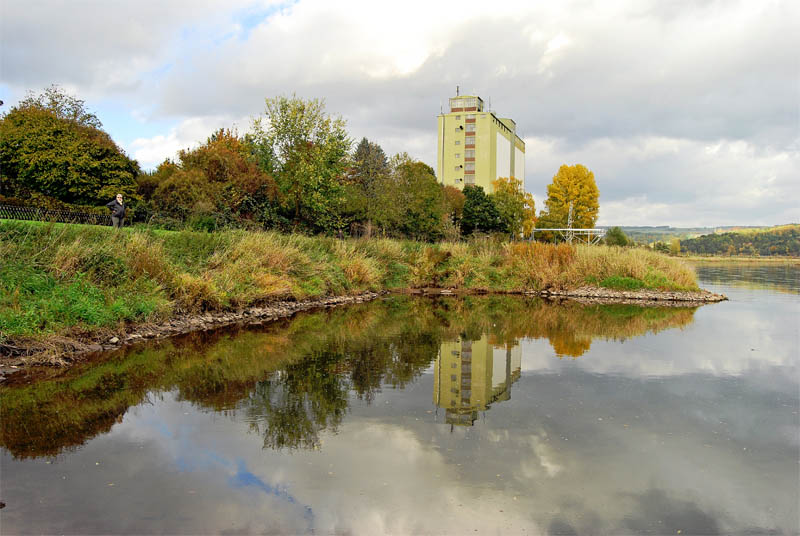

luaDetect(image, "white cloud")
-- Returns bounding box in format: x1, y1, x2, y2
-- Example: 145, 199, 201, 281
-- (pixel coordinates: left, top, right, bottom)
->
523, 135, 800, 226
129, 115, 251, 169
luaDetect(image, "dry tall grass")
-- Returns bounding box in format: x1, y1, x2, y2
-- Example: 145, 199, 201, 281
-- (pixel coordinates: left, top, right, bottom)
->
1, 220, 700, 336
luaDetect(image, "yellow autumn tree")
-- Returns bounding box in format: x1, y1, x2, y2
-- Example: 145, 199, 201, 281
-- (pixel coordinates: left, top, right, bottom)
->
490, 176, 536, 239
538, 164, 599, 230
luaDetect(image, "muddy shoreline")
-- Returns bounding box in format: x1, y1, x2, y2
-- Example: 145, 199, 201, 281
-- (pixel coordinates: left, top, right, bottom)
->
0, 286, 726, 378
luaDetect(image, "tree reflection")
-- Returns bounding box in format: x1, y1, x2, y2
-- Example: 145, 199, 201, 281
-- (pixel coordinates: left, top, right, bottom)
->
1, 296, 698, 457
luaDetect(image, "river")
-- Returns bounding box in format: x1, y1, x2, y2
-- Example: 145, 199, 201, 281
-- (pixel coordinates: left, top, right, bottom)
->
1, 262, 798, 535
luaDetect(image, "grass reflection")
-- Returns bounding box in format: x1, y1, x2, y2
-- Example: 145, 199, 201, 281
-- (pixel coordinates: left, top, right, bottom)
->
0, 296, 697, 458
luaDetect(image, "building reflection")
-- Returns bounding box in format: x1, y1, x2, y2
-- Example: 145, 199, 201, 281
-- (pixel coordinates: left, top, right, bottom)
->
433, 335, 522, 426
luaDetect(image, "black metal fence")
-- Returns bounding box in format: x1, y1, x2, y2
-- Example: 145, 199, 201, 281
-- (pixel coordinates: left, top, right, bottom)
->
0, 204, 112, 226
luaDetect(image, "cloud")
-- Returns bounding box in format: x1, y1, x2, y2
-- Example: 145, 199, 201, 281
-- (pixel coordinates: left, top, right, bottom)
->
524, 136, 800, 226
129, 115, 251, 169
1, 0, 797, 225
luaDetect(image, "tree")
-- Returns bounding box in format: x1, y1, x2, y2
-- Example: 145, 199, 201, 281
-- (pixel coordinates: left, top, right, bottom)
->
0, 86, 138, 205
17, 84, 102, 128
349, 137, 389, 194
251, 95, 351, 232
461, 185, 503, 235
490, 176, 536, 239
340, 138, 390, 235
605, 226, 629, 246
669, 238, 681, 256
390, 156, 445, 241
145, 128, 278, 225
443, 185, 466, 226
538, 164, 599, 231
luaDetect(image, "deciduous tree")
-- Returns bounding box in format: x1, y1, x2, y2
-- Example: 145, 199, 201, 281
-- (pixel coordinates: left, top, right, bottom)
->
251, 96, 351, 232
0, 86, 138, 205
490, 176, 535, 239
372, 153, 445, 241
538, 164, 599, 231
604, 226, 629, 246
461, 185, 503, 235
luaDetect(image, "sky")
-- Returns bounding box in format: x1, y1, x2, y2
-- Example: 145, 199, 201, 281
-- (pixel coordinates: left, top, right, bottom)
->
1, 0, 798, 227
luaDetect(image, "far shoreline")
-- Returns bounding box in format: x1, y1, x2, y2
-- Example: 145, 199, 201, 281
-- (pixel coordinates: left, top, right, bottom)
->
681, 255, 799, 264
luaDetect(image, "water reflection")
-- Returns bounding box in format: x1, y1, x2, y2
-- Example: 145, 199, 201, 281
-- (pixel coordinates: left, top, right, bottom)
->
692, 261, 800, 295
1, 279, 798, 535
1, 296, 698, 459
434, 337, 521, 425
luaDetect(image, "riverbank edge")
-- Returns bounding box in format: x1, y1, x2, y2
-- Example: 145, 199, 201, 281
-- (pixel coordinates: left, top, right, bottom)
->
0, 286, 726, 376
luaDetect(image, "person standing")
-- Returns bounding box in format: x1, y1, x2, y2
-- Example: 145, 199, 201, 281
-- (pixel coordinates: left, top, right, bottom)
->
106, 193, 126, 228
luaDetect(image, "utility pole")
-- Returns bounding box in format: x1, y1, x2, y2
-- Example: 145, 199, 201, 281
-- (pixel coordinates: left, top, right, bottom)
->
566, 202, 574, 244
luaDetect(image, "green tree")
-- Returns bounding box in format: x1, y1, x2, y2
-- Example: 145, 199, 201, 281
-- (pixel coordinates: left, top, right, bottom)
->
251, 95, 351, 232
0, 86, 138, 205
350, 137, 389, 195
390, 156, 445, 241
490, 176, 536, 239
669, 238, 681, 255
17, 84, 102, 128
461, 185, 503, 235
605, 226, 629, 246
538, 164, 599, 231
341, 138, 390, 235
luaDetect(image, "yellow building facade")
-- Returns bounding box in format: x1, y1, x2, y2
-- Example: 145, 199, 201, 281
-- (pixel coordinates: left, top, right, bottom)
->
436, 95, 526, 193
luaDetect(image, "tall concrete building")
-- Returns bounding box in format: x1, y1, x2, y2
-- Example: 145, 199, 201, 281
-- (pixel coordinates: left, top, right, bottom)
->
436, 94, 525, 193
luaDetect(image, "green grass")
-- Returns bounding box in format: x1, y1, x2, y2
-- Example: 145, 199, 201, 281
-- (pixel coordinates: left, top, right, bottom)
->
599, 276, 645, 290
0, 220, 699, 340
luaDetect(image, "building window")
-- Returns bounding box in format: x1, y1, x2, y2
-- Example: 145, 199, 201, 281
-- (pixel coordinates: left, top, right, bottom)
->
466, 114, 476, 119
465, 176, 475, 185
465, 163, 475, 171
465, 123, 476, 132
455, 115, 461, 120
454, 153, 460, 158
465, 149, 475, 158
454, 127, 462, 133
465, 136, 475, 146
454, 166, 461, 171
455, 140, 461, 145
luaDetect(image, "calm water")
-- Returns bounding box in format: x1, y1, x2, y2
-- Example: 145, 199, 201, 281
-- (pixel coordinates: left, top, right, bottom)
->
1, 264, 798, 535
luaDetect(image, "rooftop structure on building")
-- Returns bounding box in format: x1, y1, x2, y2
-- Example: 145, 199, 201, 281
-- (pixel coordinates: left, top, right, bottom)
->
436, 92, 525, 194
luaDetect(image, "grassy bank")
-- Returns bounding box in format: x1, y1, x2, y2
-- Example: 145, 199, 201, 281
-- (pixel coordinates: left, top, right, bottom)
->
0, 220, 698, 342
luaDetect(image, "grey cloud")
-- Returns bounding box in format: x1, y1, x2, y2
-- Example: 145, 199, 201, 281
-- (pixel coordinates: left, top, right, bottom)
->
151, 2, 798, 148
619, 488, 721, 535
2, 0, 797, 226
0, 0, 256, 94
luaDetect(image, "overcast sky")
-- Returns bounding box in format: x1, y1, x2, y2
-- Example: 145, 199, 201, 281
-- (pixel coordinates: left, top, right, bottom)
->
1, 0, 797, 227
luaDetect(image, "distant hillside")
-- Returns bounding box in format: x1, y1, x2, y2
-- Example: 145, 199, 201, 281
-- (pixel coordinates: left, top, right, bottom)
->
604, 226, 721, 244
679, 225, 800, 256
601, 225, 789, 246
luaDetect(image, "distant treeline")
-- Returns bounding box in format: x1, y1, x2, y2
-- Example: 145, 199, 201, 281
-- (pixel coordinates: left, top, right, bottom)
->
680, 225, 800, 256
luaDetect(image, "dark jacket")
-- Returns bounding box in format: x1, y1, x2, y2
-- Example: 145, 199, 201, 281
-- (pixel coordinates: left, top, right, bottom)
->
106, 200, 126, 218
